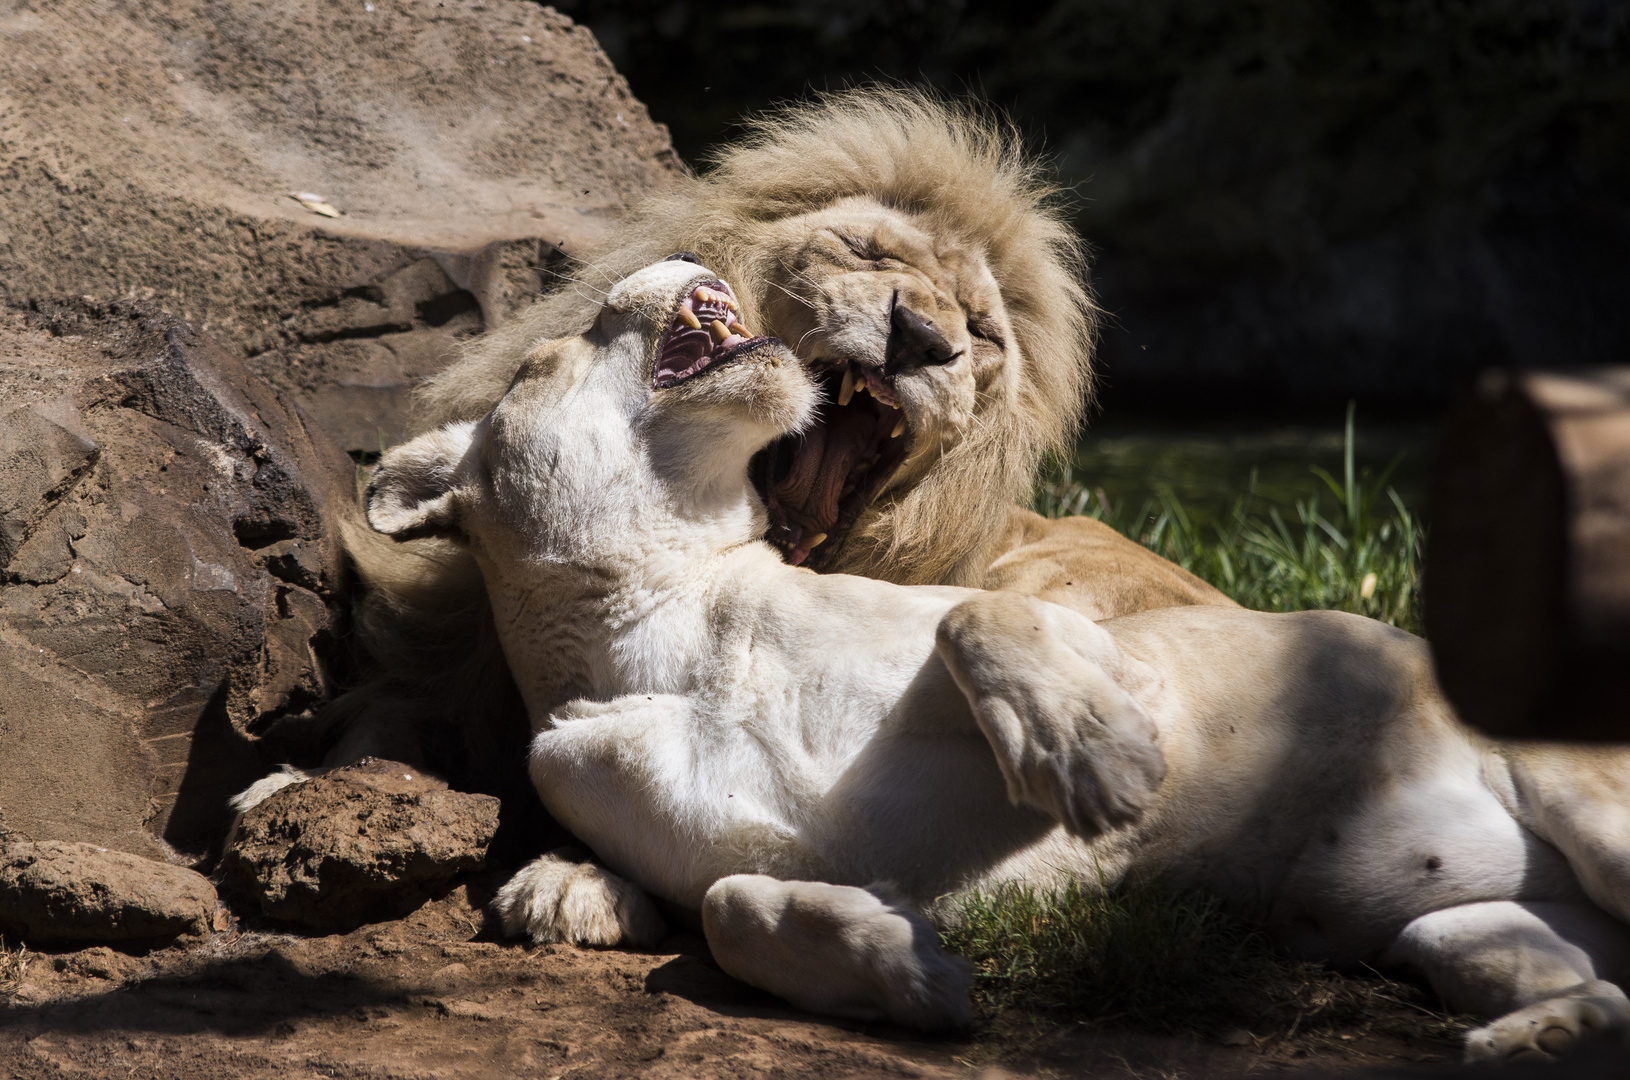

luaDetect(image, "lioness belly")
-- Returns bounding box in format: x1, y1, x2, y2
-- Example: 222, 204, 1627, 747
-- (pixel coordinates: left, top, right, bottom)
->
1100, 605, 1588, 960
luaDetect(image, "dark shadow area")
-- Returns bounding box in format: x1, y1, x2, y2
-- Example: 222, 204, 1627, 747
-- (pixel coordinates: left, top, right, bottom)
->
544, 0, 1630, 417
160, 680, 272, 865
641, 947, 971, 1052
1, 951, 438, 1039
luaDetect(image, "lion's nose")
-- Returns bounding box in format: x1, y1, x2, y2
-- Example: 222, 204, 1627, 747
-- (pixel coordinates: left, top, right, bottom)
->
886, 302, 960, 371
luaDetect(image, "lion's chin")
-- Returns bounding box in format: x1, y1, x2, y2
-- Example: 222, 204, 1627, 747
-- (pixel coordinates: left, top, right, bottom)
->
752, 361, 909, 568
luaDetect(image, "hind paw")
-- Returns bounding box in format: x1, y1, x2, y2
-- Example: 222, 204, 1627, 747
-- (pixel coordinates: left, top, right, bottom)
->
1464, 980, 1630, 1063
491, 852, 665, 948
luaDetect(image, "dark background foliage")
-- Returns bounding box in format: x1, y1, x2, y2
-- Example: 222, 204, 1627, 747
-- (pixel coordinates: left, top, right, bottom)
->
541, 0, 1630, 416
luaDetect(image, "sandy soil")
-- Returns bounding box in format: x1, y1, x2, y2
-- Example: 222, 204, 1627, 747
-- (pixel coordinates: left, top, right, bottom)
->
1, 874, 1463, 1080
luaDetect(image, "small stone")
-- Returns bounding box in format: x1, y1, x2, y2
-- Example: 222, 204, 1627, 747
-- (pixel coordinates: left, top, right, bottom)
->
218, 758, 499, 933
0, 838, 217, 945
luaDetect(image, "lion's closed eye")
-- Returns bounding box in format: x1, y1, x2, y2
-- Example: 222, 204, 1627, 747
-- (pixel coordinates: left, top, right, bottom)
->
967, 315, 1006, 351
839, 234, 871, 258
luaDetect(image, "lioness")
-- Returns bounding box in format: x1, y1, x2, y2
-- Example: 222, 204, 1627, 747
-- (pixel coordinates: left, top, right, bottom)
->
367, 258, 1630, 1063
329, 90, 1227, 772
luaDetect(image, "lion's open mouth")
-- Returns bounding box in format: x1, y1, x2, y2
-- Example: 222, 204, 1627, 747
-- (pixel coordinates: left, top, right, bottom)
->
753, 361, 908, 568
652, 278, 766, 388
653, 274, 908, 569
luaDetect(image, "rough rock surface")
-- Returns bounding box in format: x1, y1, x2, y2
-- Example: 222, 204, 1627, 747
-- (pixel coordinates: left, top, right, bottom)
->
0, 837, 217, 945
0, 0, 679, 862
219, 759, 499, 932
0, 303, 353, 860
0, 0, 683, 455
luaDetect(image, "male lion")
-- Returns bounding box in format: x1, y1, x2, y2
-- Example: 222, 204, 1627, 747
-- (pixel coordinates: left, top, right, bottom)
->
402, 87, 1223, 603
366, 258, 1630, 1063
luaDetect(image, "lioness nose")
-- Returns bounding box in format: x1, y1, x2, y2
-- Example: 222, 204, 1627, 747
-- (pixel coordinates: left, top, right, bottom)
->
887, 303, 960, 370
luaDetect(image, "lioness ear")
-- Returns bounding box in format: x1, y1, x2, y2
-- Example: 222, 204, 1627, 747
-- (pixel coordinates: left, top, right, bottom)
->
365, 421, 477, 538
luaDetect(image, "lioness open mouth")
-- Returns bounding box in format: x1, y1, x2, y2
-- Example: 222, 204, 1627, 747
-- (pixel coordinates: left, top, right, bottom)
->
652, 278, 768, 388
753, 360, 908, 568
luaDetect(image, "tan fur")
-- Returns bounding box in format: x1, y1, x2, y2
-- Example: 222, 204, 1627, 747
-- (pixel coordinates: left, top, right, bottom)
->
332, 89, 1224, 774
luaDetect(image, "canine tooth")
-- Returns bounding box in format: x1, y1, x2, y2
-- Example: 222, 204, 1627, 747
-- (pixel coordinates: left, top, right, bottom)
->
710, 319, 730, 341
729, 320, 750, 337
891, 416, 907, 438
679, 306, 702, 330
838, 366, 856, 406
805, 532, 828, 549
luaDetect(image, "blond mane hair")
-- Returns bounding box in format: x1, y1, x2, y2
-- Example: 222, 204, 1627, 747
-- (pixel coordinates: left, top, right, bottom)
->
338, 88, 1095, 796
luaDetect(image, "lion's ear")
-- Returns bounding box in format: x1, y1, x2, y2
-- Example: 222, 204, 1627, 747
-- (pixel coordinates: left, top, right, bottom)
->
365, 421, 477, 539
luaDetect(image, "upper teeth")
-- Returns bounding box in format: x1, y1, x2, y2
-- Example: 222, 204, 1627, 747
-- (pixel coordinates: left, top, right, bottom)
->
679, 306, 702, 330
710, 319, 730, 341
838, 366, 856, 406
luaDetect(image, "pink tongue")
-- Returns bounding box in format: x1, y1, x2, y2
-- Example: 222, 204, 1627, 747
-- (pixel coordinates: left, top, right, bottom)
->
773, 405, 872, 534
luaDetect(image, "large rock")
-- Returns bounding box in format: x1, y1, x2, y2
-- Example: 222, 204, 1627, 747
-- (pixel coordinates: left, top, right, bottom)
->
0, 836, 217, 945
219, 759, 499, 933
0, 302, 352, 860
0, 0, 682, 455
0, 0, 680, 862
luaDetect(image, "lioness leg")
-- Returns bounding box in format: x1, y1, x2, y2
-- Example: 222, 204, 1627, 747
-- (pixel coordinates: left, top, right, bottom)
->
935, 591, 1166, 836
1382, 900, 1630, 1062
1505, 745, 1630, 925
701, 875, 972, 1031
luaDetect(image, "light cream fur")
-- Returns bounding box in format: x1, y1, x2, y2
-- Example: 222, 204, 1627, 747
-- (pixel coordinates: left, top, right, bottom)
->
314, 89, 1228, 787
375, 259, 1630, 1062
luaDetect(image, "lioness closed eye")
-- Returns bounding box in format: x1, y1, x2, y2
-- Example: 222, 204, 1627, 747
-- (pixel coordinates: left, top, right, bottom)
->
367, 257, 1630, 1062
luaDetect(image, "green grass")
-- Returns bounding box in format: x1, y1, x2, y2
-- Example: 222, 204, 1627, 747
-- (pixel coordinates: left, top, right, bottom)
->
942, 877, 1278, 1029
1035, 404, 1425, 634
942, 878, 1466, 1042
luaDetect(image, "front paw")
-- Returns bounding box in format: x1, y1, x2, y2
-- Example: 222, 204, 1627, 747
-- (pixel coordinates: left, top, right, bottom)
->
491, 852, 666, 948
938, 592, 1166, 837
978, 685, 1166, 836
1463, 980, 1630, 1063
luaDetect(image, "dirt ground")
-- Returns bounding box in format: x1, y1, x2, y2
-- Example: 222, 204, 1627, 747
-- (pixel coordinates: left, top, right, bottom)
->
0, 872, 1465, 1080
